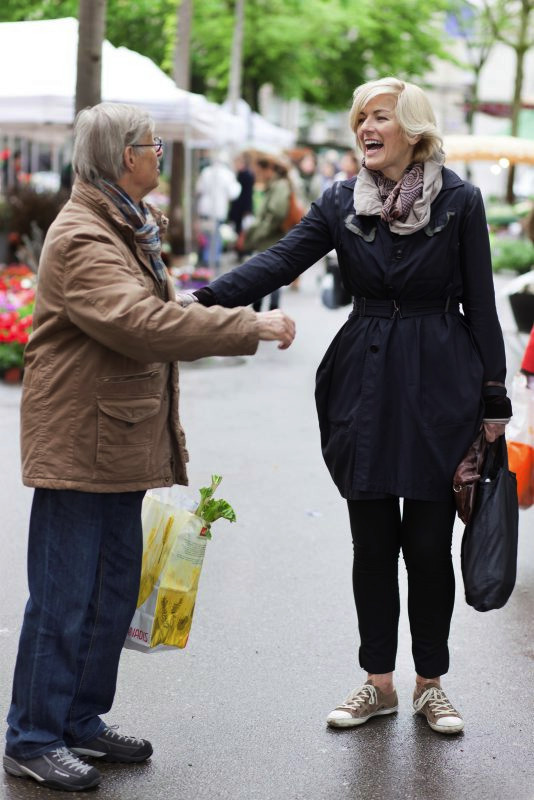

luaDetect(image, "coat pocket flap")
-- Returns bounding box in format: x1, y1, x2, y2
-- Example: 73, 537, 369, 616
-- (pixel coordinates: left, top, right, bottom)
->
97, 395, 161, 424
424, 210, 456, 237
344, 214, 376, 242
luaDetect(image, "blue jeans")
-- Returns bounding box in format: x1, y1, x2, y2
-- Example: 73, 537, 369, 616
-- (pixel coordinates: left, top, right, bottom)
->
6, 488, 144, 759
200, 218, 224, 271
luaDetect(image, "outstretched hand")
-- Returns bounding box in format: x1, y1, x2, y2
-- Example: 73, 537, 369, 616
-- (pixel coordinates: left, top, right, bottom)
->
256, 310, 296, 350
176, 291, 198, 308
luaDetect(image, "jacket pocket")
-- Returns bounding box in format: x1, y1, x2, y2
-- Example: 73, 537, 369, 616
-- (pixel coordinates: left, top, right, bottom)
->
96, 394, 161, 477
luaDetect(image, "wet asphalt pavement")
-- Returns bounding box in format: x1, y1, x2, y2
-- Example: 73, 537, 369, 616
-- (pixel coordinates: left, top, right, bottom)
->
0, 265, 533, 800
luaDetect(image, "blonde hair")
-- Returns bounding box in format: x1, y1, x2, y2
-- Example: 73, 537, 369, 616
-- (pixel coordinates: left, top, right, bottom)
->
349, 77, 442, 163
73, 102, 154, 183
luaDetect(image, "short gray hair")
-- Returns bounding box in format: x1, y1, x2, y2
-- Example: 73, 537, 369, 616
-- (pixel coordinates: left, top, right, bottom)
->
72, 102, 155, 182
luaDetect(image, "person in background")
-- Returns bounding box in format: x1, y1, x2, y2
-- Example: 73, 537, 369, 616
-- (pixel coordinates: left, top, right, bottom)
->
334, 150, 360, 182
180, 77, 511, 737
237, 152, 291, 311
3, 102, 295, 793
228, 152, 254, 235
293, 150, 323, 210
196, 151, 241, 271
317, 154, 337, 194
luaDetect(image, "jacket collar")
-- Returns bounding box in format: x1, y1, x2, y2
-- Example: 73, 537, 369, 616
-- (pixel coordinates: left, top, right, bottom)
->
70, 179, 167, 281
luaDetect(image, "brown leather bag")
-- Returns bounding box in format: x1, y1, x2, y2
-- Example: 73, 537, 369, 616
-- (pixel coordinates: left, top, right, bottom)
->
453, 428, 488, 525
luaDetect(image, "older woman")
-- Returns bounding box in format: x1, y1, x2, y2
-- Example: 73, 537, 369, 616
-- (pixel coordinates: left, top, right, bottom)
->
3, 102, 295, 792
184, 78, 511, 735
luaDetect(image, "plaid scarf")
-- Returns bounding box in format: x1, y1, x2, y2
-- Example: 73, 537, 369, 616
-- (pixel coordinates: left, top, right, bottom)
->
95, 179, 167, 284
369, 162, 424, 224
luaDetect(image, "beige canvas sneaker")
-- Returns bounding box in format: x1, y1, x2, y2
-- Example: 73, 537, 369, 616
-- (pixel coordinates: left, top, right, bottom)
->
413, 682, 464, 734
326, 681, 399, 728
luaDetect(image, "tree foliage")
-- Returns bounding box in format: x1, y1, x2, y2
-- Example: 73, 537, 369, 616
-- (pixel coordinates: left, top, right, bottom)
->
185, 0, 454, 109
1, 0, 455, 110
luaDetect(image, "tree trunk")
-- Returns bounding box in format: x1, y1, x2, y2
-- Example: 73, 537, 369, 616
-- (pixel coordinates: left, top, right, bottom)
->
174, 0, 192, 90
228, 0, 245, 114
505, 0, 531, 204
75, 0, 108, 115
464, 67, 482, 182
169, 0, 193, 256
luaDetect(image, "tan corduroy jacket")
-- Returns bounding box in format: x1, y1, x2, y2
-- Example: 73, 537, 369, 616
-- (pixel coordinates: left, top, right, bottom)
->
21, 180, 259, 492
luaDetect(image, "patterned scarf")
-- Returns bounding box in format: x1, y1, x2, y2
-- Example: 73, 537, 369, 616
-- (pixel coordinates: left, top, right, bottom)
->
354, 152, 445, 235
369, 162, 424, 223
95, 179, 167, 284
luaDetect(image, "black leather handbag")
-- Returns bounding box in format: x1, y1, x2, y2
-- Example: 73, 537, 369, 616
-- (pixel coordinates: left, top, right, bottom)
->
453, 428, 487, 525
461, 437, 519, 612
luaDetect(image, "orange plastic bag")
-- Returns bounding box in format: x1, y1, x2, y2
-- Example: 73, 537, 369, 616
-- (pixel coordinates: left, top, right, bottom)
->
506, 374, 534, 510
507, 441, 534, 508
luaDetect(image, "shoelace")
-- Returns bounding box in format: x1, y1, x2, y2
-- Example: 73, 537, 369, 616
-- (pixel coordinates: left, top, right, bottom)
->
106, 725, 144, 745
52, 747, 93, 775
339, 683, 378, 710
413, 687, 459, 718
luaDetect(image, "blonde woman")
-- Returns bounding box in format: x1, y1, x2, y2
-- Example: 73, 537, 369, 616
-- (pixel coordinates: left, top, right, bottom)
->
182, 77, 511, 735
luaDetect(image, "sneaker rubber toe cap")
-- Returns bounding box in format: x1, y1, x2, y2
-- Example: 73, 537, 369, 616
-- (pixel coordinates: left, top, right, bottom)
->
433, 715, 464, 733
327, 709, 353, 723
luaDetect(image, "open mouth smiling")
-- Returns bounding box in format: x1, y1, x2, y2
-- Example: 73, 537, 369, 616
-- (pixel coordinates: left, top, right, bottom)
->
364, 139, 383, 153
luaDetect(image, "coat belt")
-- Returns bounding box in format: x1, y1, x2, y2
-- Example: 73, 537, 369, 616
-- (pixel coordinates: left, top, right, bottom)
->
352, 297, 459, 319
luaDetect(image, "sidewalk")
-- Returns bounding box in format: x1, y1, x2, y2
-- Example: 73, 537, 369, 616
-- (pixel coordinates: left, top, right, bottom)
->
0, 264, 532, 800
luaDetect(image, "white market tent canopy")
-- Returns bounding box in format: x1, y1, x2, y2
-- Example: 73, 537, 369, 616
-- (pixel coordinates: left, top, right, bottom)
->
223, 98, 296, 150
0, 17, 294, 149
443, 134, 534, 166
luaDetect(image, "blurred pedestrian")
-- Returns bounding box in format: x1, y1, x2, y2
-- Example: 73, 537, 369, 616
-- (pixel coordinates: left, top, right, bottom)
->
237, 152, 292, 311
334, 150, 360, 182
228, 152, 254, 235
196, 151, 241, 271
293, 150, 323, 210
3, 102, 295, 793
180, 77, 512, 736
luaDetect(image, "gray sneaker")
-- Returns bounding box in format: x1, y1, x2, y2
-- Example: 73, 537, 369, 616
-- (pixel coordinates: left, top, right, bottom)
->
413, 682, 465, 734
70, 725, 153, 763
327, 681, 399, 728
3, 747, 101, 791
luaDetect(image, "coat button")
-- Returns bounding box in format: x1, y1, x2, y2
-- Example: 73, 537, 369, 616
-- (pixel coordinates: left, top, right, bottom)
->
395, 249, 403, 259
370, 345, 379, 353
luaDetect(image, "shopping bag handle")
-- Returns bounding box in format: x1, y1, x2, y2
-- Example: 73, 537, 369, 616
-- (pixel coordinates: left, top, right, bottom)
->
480, 435, 508, 481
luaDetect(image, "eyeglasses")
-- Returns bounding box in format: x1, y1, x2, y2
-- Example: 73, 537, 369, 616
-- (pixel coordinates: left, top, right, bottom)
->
132, 136, 164, 157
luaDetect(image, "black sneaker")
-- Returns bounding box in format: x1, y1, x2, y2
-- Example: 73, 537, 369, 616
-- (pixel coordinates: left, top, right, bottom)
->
70, 725, 153, 763
3, 747, 101, 792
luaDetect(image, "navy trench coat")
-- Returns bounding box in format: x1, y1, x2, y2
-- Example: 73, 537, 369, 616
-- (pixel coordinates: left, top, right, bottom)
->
197, 168, 507, 502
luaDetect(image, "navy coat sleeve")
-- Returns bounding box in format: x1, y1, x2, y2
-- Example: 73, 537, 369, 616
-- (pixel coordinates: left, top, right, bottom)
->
459, 187, 507, 386
198, 188, 336, 308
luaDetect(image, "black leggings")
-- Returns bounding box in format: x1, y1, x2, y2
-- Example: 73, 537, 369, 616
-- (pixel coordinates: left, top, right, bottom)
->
347, 497, 456, 679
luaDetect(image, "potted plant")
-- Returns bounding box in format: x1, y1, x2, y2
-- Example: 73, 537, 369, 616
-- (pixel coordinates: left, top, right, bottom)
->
0, 264, 35, 381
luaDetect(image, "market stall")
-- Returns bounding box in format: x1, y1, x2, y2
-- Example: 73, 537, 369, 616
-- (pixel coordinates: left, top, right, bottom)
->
0, 17, 244, 146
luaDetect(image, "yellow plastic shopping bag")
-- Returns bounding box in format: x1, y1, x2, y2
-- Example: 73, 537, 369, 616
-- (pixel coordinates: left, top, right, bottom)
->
124, 477, 235, 652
